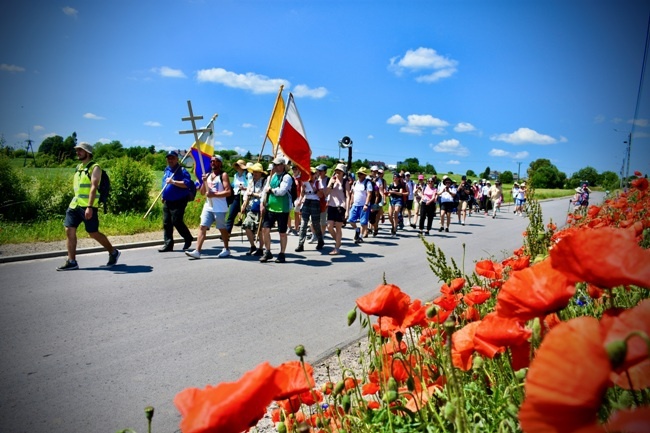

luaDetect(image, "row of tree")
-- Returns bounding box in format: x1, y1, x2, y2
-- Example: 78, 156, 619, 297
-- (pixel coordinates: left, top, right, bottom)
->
2, 132, 621, 190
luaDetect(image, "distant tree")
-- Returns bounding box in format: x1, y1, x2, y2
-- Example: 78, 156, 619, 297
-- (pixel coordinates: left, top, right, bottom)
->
397, 157, 422, 174
93, 140, 125, 160
481, 166, 491, 180
244, 151, 253, 160
568, 166, 599, 188
599, 171, 619, 191
126, 146, 151, 161
424, 163, 436, 174
38, 135, 64, 156
527, 158, 566, 188
215, 150, 238, 161
466, 169, 476, 177
147, 145, 156, 154
499, 170, 514, 184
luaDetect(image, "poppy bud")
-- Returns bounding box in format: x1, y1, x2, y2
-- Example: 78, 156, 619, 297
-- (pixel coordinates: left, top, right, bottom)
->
277, 421, 287, 433
387, 377, 398, 392
472, 355, 484, 371
342, 394, 351, 412
144, 406, 154, 422
605, 340, 627, 369
443, 401, 455, 421
531, 317, 542, 347
383, 390, 398, 403
406, 375, 415, 392
347, 308, 357, 326
426, 305, 437, 318
334, 380, 345, 395
514, 367, 528, 381
294, 344, 306, 358
443, 315, 456, 335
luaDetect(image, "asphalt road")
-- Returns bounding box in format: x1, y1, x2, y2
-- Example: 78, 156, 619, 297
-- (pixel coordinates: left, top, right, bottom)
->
0, 195, 590, 433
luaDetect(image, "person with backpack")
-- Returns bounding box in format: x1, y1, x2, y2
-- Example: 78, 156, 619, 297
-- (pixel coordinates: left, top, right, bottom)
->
259, 156, 293, 263
185, 155, 232, 260
386, 172, 405, 236
324, 163, 349, 255
294, 167, 325, 253
57, 141, 121, 271
159, 150, 194, 253
347, 167, 373, 243
572, 184, 590, 215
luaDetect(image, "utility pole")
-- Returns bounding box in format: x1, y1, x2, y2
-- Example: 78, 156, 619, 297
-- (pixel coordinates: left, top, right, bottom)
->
624, 132, 632, 191
24, 138, 35, 167
515, 161, 522, 181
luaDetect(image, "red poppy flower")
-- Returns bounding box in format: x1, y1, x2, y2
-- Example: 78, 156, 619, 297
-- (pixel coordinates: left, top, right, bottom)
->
460, 304, 480, 322
501, 255, 531, 271
519, 317, 611, 433
362, 382, 380, 395
463, 286, 492, 306
473, 312, 531, 361
433, 293, 462, 311
441, 277, 466, 294
496, 259, 575, 321
273, 361, 315, 400
606, 406, 650, 432
475, 260, 503, 280
550, 226, 650, 289
611, 359, 650, 390
367, 400, 381, 410
356, 284, 411, 322
174, 362, 280, 433
632, 176, 649, 191
601, 299, 650, 372
451, 321, 481, 371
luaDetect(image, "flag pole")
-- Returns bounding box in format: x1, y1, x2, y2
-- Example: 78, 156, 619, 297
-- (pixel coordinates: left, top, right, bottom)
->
142, 114, 217, 219
257, 84, 284, 162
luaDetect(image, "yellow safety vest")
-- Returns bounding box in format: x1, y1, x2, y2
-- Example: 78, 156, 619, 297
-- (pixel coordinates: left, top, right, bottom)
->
69, 162, 98, 208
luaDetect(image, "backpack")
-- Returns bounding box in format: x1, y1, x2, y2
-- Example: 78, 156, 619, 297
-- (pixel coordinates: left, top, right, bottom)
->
284, 173, 298, 202
187, 180, 197, 202
364, 178, 378, 205
577, 190, 589, 205
83, 161, 110, 212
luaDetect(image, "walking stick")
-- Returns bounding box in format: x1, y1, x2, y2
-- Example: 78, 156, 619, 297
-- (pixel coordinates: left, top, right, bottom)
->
143, 150, 193, 219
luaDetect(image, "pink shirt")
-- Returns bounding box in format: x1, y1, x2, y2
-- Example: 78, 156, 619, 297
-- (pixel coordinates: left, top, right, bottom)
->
422, 185, 437, 204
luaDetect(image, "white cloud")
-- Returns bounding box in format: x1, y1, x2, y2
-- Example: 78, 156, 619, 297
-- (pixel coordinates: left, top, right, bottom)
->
83, 112, 105, 120
218, 129, 233, 137
97, 138, 111, 144
407, 114, 449, 128
62, 6, 78, 18
292, 84, 328, 99
15, 132, 28, 139
151, 66, 186, 78
367, 134, 374, 139
196, 67, 289, 94
233, 146, 247, 155
447, 160, 460, 165
489, 148, 529, 159
0, 64, 25, 73
431, 138, 469, 156
33, 125, 44, 131
389, 47, 458, 82
387, 114, 406, 125
594, 114, 606, 124
144, 121, 161, 127
490, 127, 558, 145
242, 123, 255, 128
629, 118, 649, 127
42, 132, 57, 139
454, 122, 476, 133
400, 125, 424, 135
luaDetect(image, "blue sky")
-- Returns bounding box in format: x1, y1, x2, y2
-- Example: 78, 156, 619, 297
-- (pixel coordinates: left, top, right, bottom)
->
1, 0, 649, 178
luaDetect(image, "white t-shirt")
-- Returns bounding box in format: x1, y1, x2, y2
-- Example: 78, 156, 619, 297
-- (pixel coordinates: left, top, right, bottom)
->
203, 172, 228, 213
352, 178, 372, 206
439, 185, 457, 203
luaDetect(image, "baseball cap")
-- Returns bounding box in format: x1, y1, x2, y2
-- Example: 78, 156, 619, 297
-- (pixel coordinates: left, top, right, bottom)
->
317, 164, 328, 171
272, 156, 286, 165
166, 150, 179, 158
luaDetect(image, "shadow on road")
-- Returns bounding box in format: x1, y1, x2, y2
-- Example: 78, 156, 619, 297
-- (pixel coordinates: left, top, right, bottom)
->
85, 264, 154, 274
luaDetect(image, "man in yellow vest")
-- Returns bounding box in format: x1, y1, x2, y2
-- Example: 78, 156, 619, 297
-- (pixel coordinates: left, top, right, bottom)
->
57, 142, 121, 270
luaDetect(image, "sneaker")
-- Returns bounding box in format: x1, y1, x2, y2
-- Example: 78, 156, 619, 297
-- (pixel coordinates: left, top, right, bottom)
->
217, 248, 230, 258
295, 244, 304, 252
106, 249, 121, 266
185, 249, 201, 259
357, 236, 364, 243
461, 222, 465, 226
438, 227, 444, 232
425, 231, 430, 236
316, 240, 324, 250
56, 259, 79, 271
254, 248, 264, 256
445, 227, 449, 233
275, 252, 286, 263
410, 223, 416, 229
246, 246, 257, 256
259, 251, 273, 262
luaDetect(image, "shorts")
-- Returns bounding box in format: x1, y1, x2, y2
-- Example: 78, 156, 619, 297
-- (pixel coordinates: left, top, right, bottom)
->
320, 210, 327, 227
389, 197, 403, 207
440, 202, 455, 213
200, 209, 227, 229
404, 199, 413, 210
242, 211, 260, 231
515, 198, 526, 206
64, 206, 99, 233
262, 211, 289, 234
327, 206, 346, 223
347, 205, 370, 226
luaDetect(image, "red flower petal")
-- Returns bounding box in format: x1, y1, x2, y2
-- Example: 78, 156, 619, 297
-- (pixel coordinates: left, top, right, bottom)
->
356, 284, 411, 322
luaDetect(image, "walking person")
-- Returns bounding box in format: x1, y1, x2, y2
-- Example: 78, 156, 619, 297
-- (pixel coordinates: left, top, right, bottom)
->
489, 180, 504, 218
290, 164, 303, 236
295, 168, 325, 252
515, 182, 527, 216
418, 177, 438, 235
386, 173, 405, 236
438, 176, 457, 233
260, 157, 293, 263
457, 175, 472, 226
185, 155, 232, 259
226, 158, 248, 234
324, 163, 349, 255
404, 172, 416, 228
347, 167, 373, 243
159, 150, 194, 252
57, 141, 120, 270
240, 162, 266, 256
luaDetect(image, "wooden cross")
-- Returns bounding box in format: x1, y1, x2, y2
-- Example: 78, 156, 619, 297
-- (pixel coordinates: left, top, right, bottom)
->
179, 100, 211, 176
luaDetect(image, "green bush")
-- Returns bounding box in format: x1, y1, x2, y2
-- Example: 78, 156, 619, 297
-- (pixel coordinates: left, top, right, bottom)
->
107, 157, 154, 214
33, 173, 74, 220
0, 155, 34, 220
